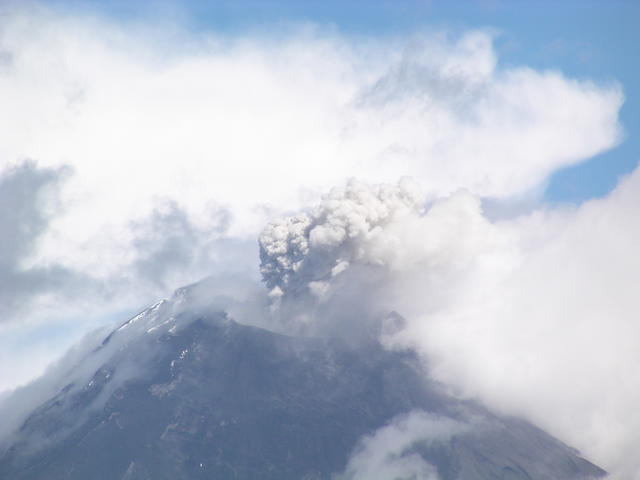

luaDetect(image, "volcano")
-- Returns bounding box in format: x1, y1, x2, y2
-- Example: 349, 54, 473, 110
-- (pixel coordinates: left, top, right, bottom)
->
0, 282, 605, 480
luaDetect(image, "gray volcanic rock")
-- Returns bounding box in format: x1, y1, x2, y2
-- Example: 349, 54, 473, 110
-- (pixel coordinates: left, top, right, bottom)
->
0, 288, 605, 480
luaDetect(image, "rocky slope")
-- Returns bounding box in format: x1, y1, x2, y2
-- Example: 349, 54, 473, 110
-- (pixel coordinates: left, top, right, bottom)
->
0, 286, 605, 480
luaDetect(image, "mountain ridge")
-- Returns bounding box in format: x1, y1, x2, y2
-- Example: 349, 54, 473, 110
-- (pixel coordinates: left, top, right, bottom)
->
0, 285, 606, 480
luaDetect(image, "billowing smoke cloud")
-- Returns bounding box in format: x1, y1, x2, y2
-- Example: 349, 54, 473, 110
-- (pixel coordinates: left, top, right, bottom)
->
259, 179, 511, 338
259, 178, 425, 300
258, 173, 640, 479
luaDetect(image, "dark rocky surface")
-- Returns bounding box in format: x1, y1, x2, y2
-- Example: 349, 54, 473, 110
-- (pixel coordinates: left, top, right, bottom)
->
0, 292, 605, 480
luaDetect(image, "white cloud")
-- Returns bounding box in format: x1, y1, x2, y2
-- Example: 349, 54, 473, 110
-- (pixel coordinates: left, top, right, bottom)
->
0, 161, 90, 322
337, 410, 467, 480
257, 171, 640, 478
404, 167, 640, 479
0, 5, 621, 282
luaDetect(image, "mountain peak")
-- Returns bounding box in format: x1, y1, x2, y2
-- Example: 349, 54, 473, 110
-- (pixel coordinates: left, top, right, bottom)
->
0, 285, 606, 480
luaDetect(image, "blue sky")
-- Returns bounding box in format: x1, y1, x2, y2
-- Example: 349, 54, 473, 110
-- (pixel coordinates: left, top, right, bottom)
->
41, 0, 639, 203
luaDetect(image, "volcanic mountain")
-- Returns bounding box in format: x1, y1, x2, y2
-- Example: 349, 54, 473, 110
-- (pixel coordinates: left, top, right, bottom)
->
0, 282, 605, 480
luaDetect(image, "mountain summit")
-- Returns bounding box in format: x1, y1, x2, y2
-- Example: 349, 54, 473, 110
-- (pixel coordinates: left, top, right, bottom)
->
0, 283, 605, 480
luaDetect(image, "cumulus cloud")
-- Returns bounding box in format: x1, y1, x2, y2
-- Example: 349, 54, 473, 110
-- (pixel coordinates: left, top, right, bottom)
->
0, 4, 622, 281
130, 200, 235, 289
0, 161, 86, 323
0, 159, 95, 395
403, 168, 640, 480
337, 410, 468, 480
0, 162, 251, 326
